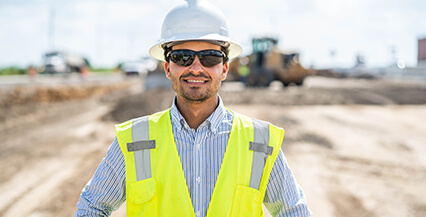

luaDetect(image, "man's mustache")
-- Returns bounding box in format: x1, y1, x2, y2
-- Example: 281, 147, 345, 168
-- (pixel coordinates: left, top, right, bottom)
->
181, 73, 210, 79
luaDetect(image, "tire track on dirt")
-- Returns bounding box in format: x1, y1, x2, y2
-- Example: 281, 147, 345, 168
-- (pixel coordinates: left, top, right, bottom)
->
0, 99, 114, 216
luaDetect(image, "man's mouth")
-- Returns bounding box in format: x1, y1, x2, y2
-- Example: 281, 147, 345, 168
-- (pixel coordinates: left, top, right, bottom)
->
186, 79, 206, 83
181, 73, 210, 85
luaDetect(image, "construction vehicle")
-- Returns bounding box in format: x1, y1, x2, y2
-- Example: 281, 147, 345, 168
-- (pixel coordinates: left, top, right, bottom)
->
39, 51, 88, 75
228, 37, 311, 87
120, 57, 157, 77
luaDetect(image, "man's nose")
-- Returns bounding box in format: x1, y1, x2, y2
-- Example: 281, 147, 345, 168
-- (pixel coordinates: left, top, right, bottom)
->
189, 56, 203, 74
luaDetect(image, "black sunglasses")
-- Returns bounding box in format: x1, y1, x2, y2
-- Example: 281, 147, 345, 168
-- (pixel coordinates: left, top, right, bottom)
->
167, 49, 226, 67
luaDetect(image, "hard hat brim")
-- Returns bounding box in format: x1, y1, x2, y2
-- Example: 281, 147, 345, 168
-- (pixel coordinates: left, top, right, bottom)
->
149, 33, 242, 61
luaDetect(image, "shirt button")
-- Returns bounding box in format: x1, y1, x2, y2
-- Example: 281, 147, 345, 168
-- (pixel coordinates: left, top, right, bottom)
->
196, 177, 201, 183
196, 211, 201, 216
196, 144, 201, 150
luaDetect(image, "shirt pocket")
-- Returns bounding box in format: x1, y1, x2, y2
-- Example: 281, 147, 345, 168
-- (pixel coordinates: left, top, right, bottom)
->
128, 177, 157, 216
231, 185, 262, 217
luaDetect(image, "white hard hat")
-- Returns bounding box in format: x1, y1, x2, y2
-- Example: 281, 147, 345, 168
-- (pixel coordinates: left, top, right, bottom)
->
149, 0, 242, 61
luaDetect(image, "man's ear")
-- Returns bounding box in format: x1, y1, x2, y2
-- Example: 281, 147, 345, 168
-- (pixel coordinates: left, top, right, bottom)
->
221, 62, 229, 81
164, 61, 171, 79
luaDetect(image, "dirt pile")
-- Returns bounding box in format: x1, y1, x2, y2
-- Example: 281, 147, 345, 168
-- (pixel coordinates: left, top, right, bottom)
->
0, 82, 132, 107
103, 78, 426, 124
102, 89, 176, 123
0, 80, 137, 139
220, 83, 426, 106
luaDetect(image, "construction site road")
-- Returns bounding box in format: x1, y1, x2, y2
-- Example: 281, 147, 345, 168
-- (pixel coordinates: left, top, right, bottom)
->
1, 75, 426, 217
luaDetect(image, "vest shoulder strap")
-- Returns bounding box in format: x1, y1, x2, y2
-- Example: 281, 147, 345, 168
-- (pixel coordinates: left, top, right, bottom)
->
116, 110, 171, 182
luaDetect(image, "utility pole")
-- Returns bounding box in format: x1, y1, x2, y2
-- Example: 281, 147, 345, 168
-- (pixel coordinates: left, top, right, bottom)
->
48, 6, 55, 50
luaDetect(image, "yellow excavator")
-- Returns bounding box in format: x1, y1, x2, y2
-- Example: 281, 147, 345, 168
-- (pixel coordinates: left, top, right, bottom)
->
228, 37, 312, 87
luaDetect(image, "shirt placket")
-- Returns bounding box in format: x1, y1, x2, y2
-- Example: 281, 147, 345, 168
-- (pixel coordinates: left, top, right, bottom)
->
193, 127, 207, 217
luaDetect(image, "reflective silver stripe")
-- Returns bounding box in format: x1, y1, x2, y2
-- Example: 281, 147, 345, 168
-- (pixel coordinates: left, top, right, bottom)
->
129, 116, 152, 181
249, 119, 272, 190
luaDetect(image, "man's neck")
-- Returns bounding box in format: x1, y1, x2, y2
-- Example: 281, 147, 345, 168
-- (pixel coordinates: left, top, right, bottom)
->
175, 95, 219, 130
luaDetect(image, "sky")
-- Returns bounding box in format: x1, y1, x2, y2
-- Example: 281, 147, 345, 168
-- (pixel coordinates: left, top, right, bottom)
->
1, 0, 426, 69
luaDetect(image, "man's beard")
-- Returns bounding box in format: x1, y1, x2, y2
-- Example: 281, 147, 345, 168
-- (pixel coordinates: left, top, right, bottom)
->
172, 72, 219, 103
179, 86, 212, 103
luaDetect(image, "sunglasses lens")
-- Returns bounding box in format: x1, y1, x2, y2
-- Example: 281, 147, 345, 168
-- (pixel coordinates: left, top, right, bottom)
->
170, 51, 194, 66
169, 50, 225, 67
199, 50, 224, 67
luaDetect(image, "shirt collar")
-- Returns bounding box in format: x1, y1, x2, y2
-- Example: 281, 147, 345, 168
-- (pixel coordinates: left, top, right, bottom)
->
170, 95, 227, 134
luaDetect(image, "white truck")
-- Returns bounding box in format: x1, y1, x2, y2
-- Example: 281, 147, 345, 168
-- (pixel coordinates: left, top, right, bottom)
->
40, 51, 88, 75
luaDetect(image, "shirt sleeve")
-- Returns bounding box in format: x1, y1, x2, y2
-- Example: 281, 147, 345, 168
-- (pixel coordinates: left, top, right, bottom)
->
74, 138, 126, 217
263, 149, 313, 217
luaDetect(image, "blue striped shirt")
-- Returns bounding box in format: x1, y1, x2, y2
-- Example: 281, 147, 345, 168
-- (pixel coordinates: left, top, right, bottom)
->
75, 96, 312, 217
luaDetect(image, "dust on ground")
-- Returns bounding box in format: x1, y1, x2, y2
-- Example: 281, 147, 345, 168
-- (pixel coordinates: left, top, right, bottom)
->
1, 76, 426, 217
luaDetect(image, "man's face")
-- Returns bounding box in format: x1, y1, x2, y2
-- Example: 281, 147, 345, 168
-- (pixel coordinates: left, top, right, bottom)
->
164, 41, 229, 103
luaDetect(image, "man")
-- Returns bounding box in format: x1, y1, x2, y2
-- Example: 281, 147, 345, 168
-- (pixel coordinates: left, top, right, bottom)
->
75, 0, 312, 216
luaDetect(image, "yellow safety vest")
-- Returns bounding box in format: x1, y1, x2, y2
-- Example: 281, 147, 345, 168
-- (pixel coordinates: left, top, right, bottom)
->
115, 108, 284, 217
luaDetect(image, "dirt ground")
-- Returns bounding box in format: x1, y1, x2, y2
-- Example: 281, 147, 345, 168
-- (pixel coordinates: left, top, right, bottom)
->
1, 76, 426, 217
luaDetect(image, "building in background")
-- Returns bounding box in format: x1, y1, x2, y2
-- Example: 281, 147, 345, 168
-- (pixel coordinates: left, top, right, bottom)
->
418, 38, 426, 68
